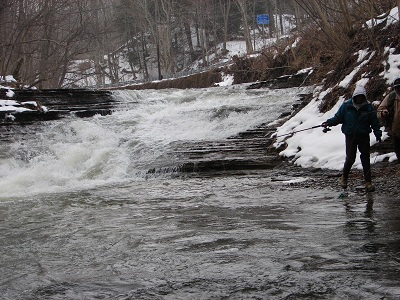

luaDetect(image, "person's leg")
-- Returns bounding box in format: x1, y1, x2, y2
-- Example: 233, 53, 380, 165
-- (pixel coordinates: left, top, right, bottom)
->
340, 135, 357, 189
358, 135, 375, 191
343, 135, 357, 178
358, 135, 371, 182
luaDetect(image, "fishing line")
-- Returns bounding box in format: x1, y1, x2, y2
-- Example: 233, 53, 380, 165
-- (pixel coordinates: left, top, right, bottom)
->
274, 124, 330, 138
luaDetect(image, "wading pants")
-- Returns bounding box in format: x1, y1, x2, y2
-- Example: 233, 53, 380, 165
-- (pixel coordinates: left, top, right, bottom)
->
343, 135, 371, 182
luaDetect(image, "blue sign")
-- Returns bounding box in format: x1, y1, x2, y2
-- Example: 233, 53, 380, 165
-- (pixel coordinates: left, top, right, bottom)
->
257, 14, 269, 25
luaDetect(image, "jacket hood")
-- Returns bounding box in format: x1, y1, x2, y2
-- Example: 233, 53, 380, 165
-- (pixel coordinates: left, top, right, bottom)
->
351, 85, 368, 110
352, 85, 367, 98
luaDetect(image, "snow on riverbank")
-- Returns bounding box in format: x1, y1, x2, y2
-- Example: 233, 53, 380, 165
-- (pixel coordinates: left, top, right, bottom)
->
0, 99, 47, 113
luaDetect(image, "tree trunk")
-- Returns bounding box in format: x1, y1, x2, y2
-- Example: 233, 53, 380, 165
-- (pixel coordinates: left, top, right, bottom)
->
267, 5, 274, 38
278, 1, 284, 36
273, 0, 278, 39
39, 0, 54, 88
304, 0, 346, 50
160, 0, 175, 75
141, 31, 149, 81
291, 0, 302, 31
339, 0, 352, 34
219, 0, 231, 52
236, 0, 254, 54
184, 22, 195, 61
199, 16, 207, 66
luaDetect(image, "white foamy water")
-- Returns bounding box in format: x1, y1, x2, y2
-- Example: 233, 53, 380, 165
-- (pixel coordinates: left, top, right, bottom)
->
0, 86, 306, 198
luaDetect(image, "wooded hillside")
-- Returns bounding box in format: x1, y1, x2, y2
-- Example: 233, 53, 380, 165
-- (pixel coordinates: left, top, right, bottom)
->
0, 0, 397, 89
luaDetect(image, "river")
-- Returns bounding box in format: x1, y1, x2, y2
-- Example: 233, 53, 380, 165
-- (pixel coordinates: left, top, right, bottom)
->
1, 86, 400, 299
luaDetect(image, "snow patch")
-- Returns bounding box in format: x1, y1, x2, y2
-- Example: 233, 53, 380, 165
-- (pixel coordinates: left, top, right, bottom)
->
215, 73, 234, 87
366, 7, 399, 28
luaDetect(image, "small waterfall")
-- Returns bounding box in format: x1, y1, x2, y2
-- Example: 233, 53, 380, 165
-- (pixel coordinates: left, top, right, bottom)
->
0, 86, 309, 197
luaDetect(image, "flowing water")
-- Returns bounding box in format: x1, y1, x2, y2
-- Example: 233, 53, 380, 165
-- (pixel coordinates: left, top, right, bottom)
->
1, 86, 400, 299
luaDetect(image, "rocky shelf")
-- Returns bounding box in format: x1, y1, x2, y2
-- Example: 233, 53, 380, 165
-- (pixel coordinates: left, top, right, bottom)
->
0, 88, 114, 125
146, 93, 313, 176
149, 118, 302, 176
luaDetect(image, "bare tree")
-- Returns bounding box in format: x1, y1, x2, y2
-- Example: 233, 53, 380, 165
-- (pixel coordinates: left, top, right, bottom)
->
219, 0, 232, 52
9, 0, 389, 87
159, 0, 175, 75
0, 0, 123, 88
293, 0, 396, 52
236, 0, 254, 53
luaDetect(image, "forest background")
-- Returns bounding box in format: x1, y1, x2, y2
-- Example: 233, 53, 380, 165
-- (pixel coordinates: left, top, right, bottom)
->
0, 0, 398, 89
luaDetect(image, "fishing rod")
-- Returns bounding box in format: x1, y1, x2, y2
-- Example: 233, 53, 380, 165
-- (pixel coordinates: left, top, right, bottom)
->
275, 124, 331, 138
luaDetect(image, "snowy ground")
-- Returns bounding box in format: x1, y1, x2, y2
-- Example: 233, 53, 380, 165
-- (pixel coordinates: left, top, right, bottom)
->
273, 6, 400, 170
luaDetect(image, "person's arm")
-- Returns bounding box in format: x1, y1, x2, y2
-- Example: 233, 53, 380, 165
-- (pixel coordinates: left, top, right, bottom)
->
370, 107, 382, 141
324, 103, 345, 127
377, 94, 390, 120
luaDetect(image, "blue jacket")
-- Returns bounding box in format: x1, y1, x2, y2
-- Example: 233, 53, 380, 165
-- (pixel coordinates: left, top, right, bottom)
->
326, 99, 382, 138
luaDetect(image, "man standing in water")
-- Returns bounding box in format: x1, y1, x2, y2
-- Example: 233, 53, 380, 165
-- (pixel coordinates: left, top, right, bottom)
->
322, 85, 382, 192
378, 77, 400, 162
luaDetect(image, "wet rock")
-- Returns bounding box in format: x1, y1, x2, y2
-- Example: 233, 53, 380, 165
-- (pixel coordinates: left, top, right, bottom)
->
178, 156, 281, 173
246, 72, 312, 90
151, 120, 286, 175
0, 88, 114, 125
151, 92, 317, 177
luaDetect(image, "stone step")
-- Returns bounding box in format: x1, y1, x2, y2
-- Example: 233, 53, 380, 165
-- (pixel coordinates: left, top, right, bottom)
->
1, 88, 114, 125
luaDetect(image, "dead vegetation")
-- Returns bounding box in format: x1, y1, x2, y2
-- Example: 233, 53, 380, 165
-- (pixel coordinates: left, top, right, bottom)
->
228, 18, 400, 113
124, 10, 399, 117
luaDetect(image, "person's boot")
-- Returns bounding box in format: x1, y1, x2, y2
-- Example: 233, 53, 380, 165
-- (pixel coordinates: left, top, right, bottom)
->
365, 182, 375, 192
339, 175, 348, 189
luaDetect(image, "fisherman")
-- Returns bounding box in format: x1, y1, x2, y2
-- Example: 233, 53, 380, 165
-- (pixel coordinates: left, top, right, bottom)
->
377, 77, 400, 162
322, 85, 382, 192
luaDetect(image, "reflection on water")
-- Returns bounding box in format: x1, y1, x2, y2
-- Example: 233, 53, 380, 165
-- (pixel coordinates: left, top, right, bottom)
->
344, 194, 376, 233
1, 175, 400, 299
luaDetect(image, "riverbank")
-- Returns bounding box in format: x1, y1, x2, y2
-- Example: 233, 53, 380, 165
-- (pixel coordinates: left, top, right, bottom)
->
271, 159, 400, 197
168, 119, 400, 198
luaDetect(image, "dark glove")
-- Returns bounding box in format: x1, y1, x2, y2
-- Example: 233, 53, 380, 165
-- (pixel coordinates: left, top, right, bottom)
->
377, 137, 382, 143
321, 122, 329, 128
